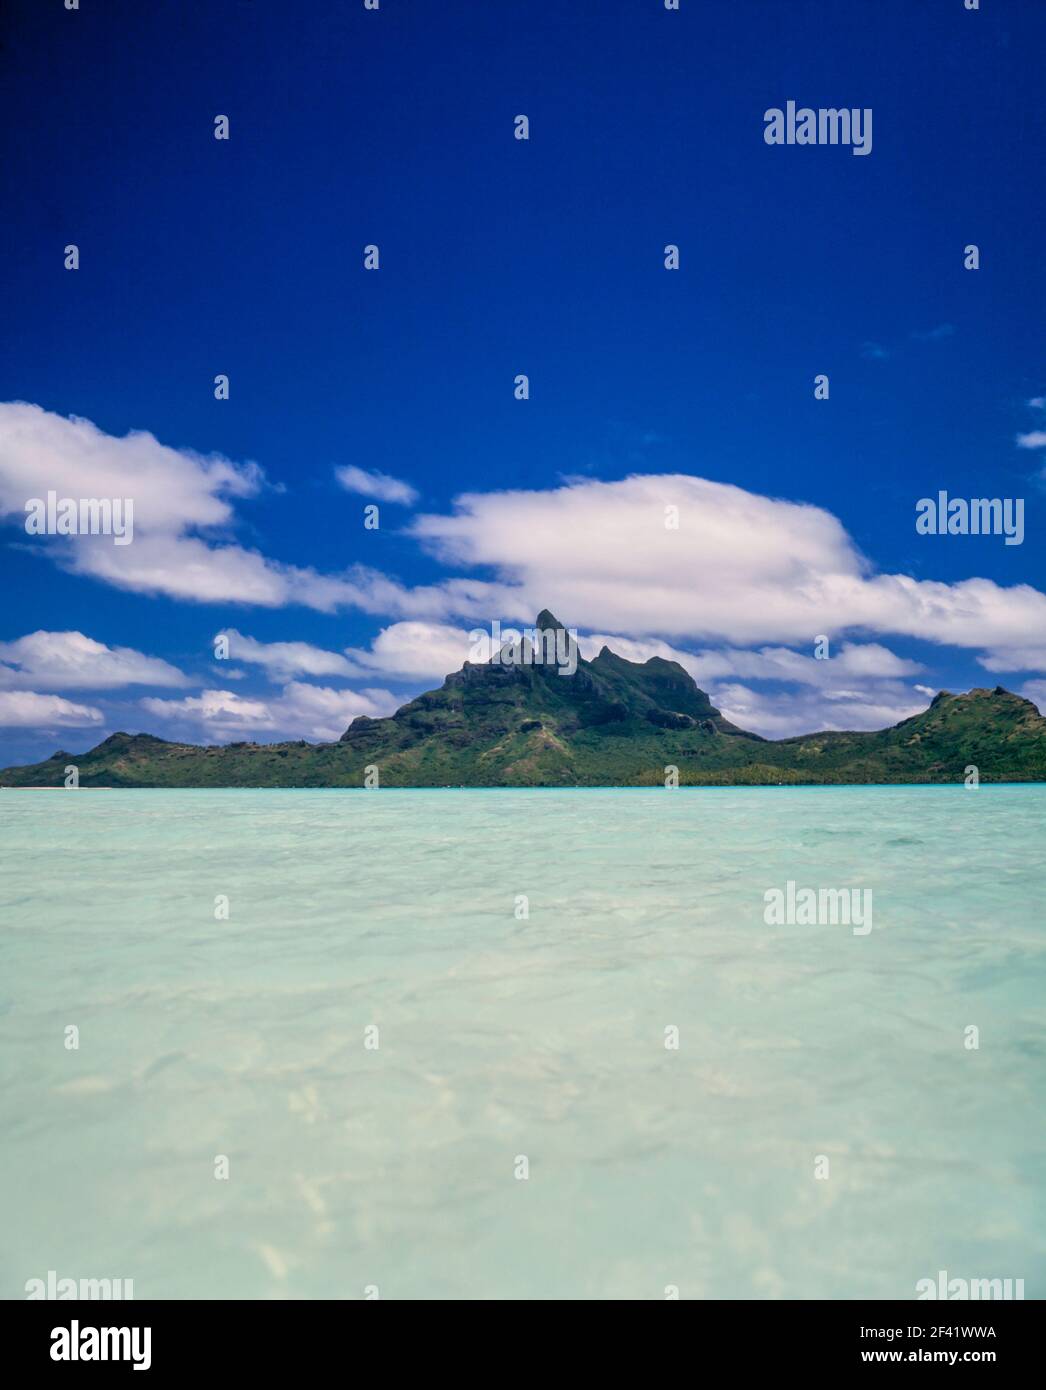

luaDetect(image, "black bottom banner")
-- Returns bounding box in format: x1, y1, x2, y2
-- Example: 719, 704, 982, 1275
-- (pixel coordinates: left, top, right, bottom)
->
3, 1298, 1036, 1376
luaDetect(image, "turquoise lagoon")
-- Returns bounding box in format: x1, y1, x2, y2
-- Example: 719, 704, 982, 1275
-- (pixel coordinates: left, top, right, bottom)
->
1, 787, 1044, 1300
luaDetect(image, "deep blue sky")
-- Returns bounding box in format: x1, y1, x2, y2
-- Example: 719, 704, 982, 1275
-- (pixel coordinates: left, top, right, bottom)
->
1, 0, 1043, 763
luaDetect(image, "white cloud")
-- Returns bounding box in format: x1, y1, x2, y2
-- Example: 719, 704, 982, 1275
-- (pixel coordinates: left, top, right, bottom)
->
333, 570, 514, 622
0, 402, 492, 615
142, 689, 271, 730
270, 682, 396, 741
1016, 431, 1046, 449
218, 629, 356, 680
141, 682, 396, 743
0, 401, 263, 530
335, 465, 418, 506
215, 623, 482, 684
5, 407, 1045, 677
0, 402, 371, 611
0, 631, 189, 690
978, 645, 1046, 674
827, 642, 924, 678
577, 633, 922, 687
712, 681, 928, 738
0, 690, 103, 728
1019, 680, 1046, 715
59, 529, 365, 611
408, 474, 1046, 655
344, 621, 483, 678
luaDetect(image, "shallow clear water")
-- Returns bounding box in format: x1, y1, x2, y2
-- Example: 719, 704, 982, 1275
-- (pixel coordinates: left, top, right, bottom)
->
1, 787, 1043, 1300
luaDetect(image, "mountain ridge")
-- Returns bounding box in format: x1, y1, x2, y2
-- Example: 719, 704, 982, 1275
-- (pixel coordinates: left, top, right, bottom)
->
3, 612, 1045, 787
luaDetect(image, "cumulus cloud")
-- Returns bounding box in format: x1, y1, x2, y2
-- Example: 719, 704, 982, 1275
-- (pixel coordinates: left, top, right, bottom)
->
0, 631, 189, 690
71, 534, 324, 607
141, 689, 271, 731
344, 621, 484, 678
1016, 431, 1046, 449
0, 401, 262, 529
712, 681, 928, 739
0, 403, 371, 611
215, 623, 484, 683
977, 645, 1046, 674
578, 632, 923, 686
408, 475, 1046, 657
0, 403, 501, 616
5, 407, 1045, 682
217, 629, 357, 680
0, 690, 103, 728
1019, 680, 1046, 715
334, 465, 418, 506
141, 682, 396, 743
334, 570, 515, 622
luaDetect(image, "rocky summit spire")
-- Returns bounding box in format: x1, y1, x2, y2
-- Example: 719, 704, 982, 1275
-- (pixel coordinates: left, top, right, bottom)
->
535, 608, 568, 633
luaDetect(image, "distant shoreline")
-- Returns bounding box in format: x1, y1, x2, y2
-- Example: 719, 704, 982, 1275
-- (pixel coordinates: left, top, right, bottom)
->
4, 782, 1045, 792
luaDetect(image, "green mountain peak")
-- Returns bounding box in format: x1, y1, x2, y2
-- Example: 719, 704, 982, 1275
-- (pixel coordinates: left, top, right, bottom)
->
3, 618, 1045, 787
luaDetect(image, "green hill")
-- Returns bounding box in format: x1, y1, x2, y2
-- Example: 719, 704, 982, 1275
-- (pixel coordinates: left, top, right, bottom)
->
3, 611, 1045, 787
